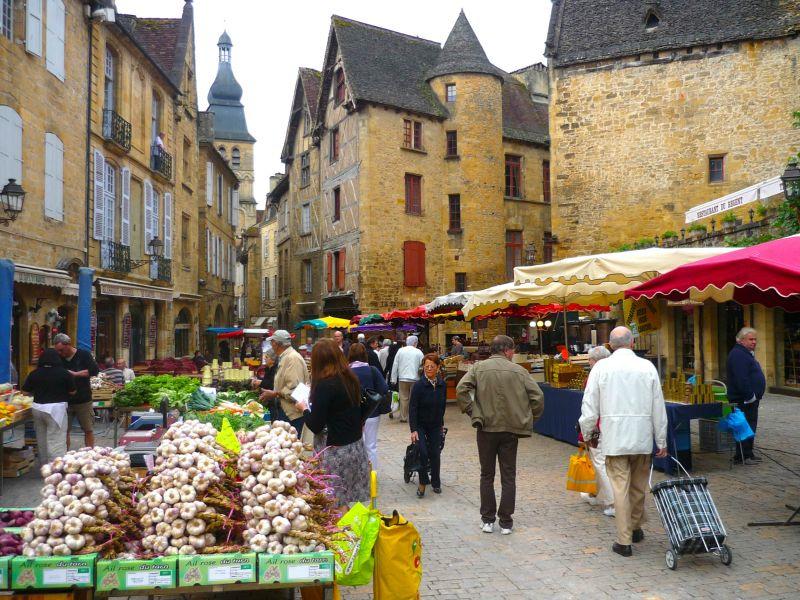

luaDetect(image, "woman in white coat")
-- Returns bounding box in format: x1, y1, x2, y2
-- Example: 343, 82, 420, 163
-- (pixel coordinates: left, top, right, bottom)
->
580, 346, 615, 516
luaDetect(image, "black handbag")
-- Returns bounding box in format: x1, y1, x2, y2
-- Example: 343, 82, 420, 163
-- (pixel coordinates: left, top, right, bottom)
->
361, 387, 383, 419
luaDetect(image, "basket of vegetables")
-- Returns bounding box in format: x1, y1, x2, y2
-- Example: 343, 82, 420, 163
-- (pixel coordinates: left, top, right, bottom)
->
113, 375, 201, 412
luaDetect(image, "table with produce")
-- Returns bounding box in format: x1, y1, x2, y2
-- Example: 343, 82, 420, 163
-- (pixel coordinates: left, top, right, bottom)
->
0, 416, 354, 597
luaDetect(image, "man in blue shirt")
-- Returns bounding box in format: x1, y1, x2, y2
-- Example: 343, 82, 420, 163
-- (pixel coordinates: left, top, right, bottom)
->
726, 327, 766, 464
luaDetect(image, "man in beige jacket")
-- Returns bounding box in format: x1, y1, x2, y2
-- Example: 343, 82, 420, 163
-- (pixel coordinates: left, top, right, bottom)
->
457, 335, 544, 535
260, 330, 310, 432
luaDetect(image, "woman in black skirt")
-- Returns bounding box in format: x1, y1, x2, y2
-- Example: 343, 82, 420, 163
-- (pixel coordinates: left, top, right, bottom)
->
409, 353, 447, 497
296, 338, 371, 505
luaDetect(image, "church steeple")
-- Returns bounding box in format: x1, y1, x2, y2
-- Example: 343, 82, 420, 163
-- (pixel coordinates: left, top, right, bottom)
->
427, 10, 503, 81
206, 30, 254, 142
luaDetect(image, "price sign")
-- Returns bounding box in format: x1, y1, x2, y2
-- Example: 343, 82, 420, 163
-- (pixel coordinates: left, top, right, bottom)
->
122, 313, 132, 348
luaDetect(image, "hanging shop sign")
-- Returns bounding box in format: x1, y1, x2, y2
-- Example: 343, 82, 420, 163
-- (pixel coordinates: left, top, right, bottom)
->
122, 313, 132, 349
29, 323, 40, 365
148, 316, 158, 347
623, 298, 661, 335
90, 310, 98, 353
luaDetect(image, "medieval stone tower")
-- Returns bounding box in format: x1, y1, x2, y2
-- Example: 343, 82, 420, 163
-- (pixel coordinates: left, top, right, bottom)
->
207, 31, 257, 230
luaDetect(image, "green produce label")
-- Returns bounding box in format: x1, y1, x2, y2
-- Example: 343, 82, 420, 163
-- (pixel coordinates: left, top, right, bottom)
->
96, 557, 177, 591
258, 552, 334, 584
178, 553, 257, 586
11, 554, 97, 589
0, 556, 9, 590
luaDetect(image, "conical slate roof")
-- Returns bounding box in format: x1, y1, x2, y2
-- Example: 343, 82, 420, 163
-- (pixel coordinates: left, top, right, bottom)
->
218, 30, 231, 46
427, 10, 504, 80
207, 31, 254, 142
208, 62, 242, 102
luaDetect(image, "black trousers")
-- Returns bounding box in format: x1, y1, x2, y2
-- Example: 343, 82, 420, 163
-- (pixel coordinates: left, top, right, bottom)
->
736, 400, 760, 459
477, 430, 519, 529
416, 424, 442, 487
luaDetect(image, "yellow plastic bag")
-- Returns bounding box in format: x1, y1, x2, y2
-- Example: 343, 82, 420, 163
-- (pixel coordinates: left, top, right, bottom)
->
373, 510, 422, 600
566, 448, 597, 494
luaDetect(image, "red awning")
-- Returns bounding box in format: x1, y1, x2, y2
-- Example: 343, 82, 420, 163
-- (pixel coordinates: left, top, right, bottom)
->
626, 235, 800, 311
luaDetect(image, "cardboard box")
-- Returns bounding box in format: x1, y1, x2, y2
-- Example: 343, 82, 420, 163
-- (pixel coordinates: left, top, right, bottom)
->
258, 552, 334, 584
96, 556, 177, 592
11, 554, 97, 589
178, 553, 257, 586
0, 555, 10, 589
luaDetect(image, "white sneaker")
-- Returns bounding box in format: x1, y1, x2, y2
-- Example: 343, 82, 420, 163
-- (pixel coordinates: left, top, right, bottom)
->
603, 506, 616, 517
580, 492, 600, 506
481, 522, 494, 533
500, 527, 513, 535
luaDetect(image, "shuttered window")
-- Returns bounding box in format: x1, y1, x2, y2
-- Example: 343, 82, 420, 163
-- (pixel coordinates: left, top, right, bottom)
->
26, 0, 43, 56
326, 252, 333, 292
104, 163, 115, 241
334, 68, 345, 104
542, 160, 551, 203
205, 227, 211, 273
217, 174, 223, 216
231, 188, 239, 228
0, 106, 23, 188
337, 248, 346, 291
205, 162, 213, 206
330, 128, 339, 163
163, 192, 172, 259
92, 150, 105, 240
1, 0, 12, 39
120, 168, 131, 246
405, 174, 421, 215
43, 133, 63, 221
143, 180, 154, 252
333, 187, 341, 222
45, 0, 65, 81
505, 155, 522, 198
403, 241, 425, 287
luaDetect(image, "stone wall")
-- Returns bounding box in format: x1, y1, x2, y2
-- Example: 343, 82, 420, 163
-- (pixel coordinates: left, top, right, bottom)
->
549, 37, 800, 258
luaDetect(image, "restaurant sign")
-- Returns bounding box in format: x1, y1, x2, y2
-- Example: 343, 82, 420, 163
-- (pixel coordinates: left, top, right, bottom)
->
684, 176, 783, 224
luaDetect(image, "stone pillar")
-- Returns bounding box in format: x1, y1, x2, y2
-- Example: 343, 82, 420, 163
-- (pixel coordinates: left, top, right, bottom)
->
754, 305, 776, 387
115, 298, 130, 365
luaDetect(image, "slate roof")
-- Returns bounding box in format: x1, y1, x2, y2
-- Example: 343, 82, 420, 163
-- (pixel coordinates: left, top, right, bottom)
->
427, 10, 504, 80
299, 68, 322, 118
281, 68, 322, 161
207, 31, 256, 143
327, 15, 448, 119
546, 0, 800, 67
116, 14, 184, 91
502, 75, 549, 145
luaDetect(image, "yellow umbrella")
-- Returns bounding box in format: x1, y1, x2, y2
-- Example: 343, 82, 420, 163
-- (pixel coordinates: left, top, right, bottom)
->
319, 316, 353, 329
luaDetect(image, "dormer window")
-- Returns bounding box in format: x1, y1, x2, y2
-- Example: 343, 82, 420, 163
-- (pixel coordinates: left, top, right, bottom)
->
334, 68, 346, 105
645, 11, 660, 30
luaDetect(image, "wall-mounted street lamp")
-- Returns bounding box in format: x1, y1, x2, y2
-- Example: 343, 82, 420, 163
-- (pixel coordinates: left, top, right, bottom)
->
0, 179, 26, 225
781, 160, 800, 220
130, 236, 164, 267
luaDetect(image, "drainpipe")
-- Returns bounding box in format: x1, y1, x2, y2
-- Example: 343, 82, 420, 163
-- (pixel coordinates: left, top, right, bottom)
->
83, 15, 94, 268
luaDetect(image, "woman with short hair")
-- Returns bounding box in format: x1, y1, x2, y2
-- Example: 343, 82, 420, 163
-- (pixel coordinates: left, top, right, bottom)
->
409, 353, 447, 497
296, 339, 371, 505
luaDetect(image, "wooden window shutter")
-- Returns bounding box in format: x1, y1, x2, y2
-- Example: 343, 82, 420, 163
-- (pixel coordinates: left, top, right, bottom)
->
163, 192, 172, 259
205, 162, 213, 206
337, 248, 346, 291
120, 168, 131, 246
143, 181, 153, 253
416, 242, 425, 286
326, 252, 333, 293
92, 150, 106, 240
44, 133, 64, 221
45, 0, 65, 81
26, 0, 43, 56
404, 241, 425, 287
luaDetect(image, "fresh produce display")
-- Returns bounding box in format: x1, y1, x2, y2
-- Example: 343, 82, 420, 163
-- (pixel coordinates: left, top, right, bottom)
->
90, 374, 122, 390
137, 421, 242, 556
0, 510, 34, 556
0, 510, 34, 528
216, 390, 260, 404
238, 422, 341, 556
114, 375, 200, 409
187, 388, 216, 411
216, 380, 253, 393
20, 447, 136, 557
0, 530, 25, 556
0, 401, 17, 421
188, 412, 266, 432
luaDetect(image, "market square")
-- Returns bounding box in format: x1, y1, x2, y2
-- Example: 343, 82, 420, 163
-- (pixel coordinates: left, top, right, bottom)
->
0, 0, 799, 598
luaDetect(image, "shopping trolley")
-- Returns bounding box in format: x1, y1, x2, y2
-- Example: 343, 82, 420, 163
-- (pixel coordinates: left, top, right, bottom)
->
650, 457, 732, 570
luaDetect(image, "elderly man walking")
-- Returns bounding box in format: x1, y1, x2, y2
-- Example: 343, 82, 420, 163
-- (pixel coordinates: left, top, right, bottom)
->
390, 335, 424, 422
726, 327, 766, 464
457, 335, 543, 535
580, 327, 667, 557
260, 330, 310, 433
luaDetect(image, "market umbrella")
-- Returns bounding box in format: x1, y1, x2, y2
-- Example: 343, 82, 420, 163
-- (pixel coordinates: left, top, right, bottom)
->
625, 235, 800, 311
319, 316, 353, 328
294, 319, 327, 330
359, 313, 386, 325
425, 292, 473, 314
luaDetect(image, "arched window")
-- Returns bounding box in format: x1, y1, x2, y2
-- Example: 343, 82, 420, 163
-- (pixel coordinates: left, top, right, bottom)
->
151, 91, 162, 149
231, 147, 241, 168
0, 106, 23, 186
219, 146, 226, 159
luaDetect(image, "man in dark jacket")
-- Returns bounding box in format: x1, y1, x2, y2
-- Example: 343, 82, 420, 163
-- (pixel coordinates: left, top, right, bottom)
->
366, 337, 382, 371
726, 327, 766, 464
53, 333, 99, 450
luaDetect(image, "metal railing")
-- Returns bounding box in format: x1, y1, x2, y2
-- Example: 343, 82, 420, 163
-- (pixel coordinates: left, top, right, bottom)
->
102, 110, 132, 151
149, 256, 172, 282
150, 145, 173, 180
100, 240, 131, 273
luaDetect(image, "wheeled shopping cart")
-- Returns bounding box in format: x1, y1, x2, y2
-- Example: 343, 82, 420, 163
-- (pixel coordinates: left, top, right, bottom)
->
650, 457, 732, 570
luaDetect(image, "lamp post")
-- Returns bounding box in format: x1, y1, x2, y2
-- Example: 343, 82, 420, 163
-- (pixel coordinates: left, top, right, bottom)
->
781, 160, 800, 221
0, 179, 26, 225
130, 236, 164, 268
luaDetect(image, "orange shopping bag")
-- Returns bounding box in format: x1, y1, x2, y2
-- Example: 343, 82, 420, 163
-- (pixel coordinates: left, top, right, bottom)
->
566, 447, 597, 494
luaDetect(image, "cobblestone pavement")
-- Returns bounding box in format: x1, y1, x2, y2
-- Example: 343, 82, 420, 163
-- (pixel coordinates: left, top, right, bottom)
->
346, 392, 800, 599
2, 396, 799, 599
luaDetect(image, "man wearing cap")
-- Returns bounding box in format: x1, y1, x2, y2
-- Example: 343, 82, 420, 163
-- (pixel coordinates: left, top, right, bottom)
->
390, 335, 424, 422
260, 330, 310, 433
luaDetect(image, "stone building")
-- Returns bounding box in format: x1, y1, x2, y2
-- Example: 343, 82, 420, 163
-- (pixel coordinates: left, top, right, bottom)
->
1, 0, 93, 377
245, 201, 279, 329
275, 12, 551, 342
545, 0, 800, 392
197, 112, 239, 357
87, 0, 199, 363
206, 30, 255, 325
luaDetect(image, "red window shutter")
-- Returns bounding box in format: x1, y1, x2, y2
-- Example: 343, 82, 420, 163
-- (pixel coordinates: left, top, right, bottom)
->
403, 241, 425, 287
337, 248, 346, 290
416, 242, 426, 286
327, 252, 333, 292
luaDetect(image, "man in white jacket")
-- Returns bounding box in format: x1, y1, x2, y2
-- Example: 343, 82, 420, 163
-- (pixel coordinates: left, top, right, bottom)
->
390, 335, 424, 422
580, 326, 668, 558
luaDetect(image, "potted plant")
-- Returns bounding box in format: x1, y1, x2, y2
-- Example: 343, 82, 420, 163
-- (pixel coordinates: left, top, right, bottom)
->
662, 230, 678, 246
721, 211, 737, 232
633, 237, 654, 249
687, 223, 707, 240
756, 203, 768, 220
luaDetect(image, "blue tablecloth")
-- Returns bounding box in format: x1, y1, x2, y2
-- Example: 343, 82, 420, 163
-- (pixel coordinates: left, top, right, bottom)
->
535, 385, 722, 474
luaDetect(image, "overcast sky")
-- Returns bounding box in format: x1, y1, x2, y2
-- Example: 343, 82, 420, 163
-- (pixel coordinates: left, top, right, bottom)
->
115, 0, 553, 206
